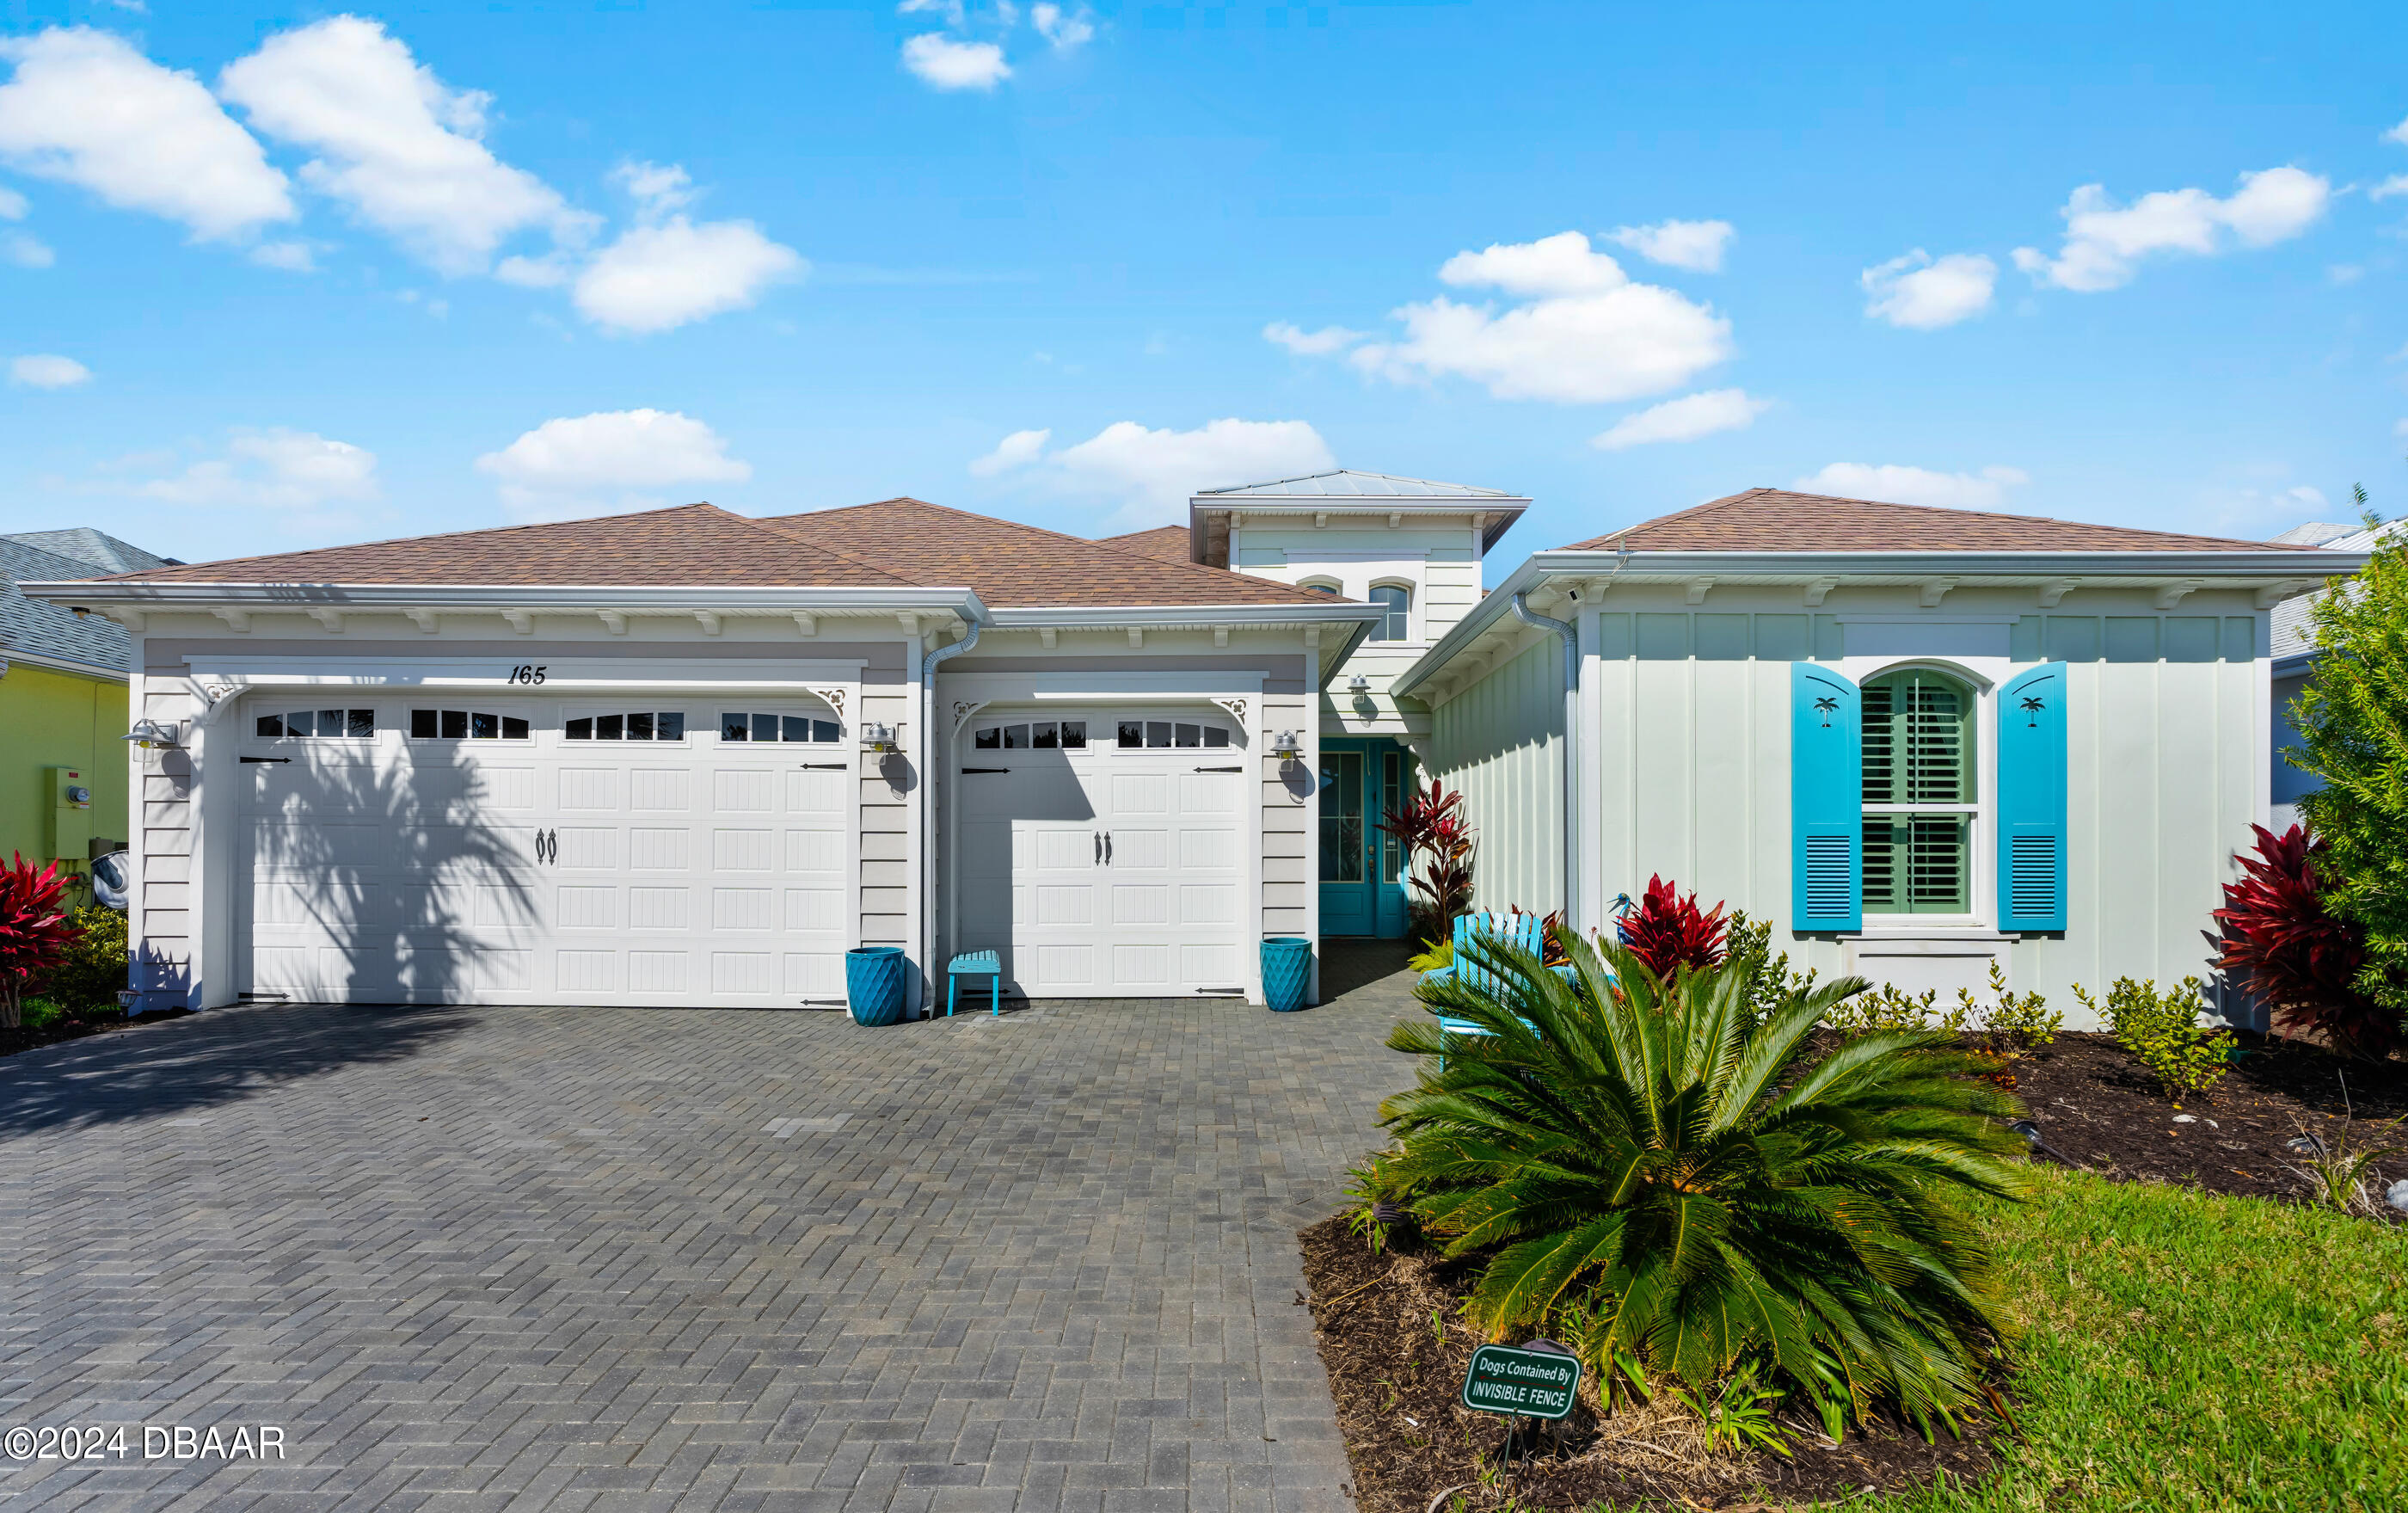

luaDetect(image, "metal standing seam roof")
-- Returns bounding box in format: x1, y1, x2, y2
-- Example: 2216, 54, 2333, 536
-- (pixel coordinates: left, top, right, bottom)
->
2272, 520, 2399, 662
3, 538, 134, 674
1194, 470, 1525, 500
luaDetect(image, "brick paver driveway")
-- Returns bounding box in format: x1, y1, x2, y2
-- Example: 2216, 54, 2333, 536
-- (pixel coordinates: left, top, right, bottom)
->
0, 944, 1418, 1513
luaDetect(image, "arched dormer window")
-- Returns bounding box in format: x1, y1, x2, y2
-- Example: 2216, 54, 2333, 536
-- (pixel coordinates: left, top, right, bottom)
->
1300, 579, 1342, 596
1860, 667, 1976, 913
1367, 584, 1410, 642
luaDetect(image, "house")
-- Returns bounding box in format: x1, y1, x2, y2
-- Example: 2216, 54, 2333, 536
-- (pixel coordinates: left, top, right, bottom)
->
1386, 488, 2370, 1027
2265, 518, 2396, 829
1, 527, 172, 884
24, 500, 1382, 1013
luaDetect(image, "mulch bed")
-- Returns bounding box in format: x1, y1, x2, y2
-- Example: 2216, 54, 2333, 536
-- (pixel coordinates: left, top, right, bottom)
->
2004, 1030, 2408, 1205
1299, 1216, 2000, 1513
0, 1010, 188, 1061
1300, 1029, 2408, 1512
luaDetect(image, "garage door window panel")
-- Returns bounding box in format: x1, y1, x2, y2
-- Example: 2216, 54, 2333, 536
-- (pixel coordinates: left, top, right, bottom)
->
258, 708, 377, 739
566, 711, 686, 741
722, 712, 842, 742
410, 709, 530, 741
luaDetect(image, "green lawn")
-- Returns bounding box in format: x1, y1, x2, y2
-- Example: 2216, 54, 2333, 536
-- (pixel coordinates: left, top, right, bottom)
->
1883, 1169, 2408, 1513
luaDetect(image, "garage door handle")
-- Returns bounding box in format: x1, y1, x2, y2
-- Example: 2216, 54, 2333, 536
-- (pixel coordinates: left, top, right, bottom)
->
1104, 831, 1112, 864
1093, 831, 1102, 865
962, 766, 1008, 774
535, 828, 557, 865
240, 756, 292, 765
797, 762, 848, 771
1194, 765, 1241, 772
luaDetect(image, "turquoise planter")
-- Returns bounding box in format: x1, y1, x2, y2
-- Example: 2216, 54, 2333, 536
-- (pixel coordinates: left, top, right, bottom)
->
1261, 937, 1312, 1012
845, 946, 907, 1025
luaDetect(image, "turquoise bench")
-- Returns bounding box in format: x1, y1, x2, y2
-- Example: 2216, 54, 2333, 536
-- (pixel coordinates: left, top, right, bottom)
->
947, 950, 1003, 1017
1418, 910, 1589, 1055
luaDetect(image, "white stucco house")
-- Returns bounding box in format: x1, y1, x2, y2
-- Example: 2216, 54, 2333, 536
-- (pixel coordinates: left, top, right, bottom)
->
24, 476, 2362, 1025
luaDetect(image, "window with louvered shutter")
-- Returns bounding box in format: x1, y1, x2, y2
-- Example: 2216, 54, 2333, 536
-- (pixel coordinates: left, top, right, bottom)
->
1860, 669, 1975, 913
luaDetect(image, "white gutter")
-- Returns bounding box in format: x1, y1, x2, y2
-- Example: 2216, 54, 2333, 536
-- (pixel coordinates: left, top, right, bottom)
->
1394, 546, 2372, 698
986, 600, 1384, 689
1510, 592, 1579, 926
18, 580, 993, 618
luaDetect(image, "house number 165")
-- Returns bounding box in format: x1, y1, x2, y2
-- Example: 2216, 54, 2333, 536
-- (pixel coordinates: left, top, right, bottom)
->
507, 665, 548, 684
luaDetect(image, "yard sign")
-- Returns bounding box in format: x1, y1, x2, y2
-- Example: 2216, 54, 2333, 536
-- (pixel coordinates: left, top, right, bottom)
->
1459, 1344, 1581, 1421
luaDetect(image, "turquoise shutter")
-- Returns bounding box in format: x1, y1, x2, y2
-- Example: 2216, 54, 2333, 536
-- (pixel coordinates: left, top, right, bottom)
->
1791, 663, 1861, 932
1996, 662, 2067, 932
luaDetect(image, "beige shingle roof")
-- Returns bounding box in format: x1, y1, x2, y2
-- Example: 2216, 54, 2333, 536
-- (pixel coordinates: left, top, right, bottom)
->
99, 503, 925, 587
1098, 526, 1195, 563
764, 499, 1336, 607
1570, 488, 2286, 553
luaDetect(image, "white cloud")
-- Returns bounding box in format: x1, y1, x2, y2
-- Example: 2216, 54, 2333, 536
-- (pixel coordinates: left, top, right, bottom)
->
475, 409, 750, 519
2372, 175, 2408, 202
9, 354, 89, 388
612, 159, 697, 216
969, 427, 1050, 477
1439, 230, 1628, 297
1589, 389, 1768, 451
1344, 231, 1731, 403
218, 17, 590, 275
1861, 249, 1997, 329
1262, 321, 1366, 356
1605, 218, 1734, 273
980, 418, 1334, 528
2386, 115, 2408, 148
0, 184, 23, 218
1032, 4, 1096, 50
902, 34, 1010, 90
900, 0, 968, 22
573, 216, 805, 335
2, 230, 51, 267
2012, 166, 2331, 292
138, 428, 380, 511
1792, 463, 2030, 511
0, 28, 293, 243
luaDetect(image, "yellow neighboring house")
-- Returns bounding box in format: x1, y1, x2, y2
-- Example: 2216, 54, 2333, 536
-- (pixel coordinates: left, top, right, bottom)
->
1, 529, 171, 893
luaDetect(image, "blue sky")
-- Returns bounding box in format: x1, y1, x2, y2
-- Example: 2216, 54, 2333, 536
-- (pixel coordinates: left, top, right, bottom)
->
1, 1, 2404, 575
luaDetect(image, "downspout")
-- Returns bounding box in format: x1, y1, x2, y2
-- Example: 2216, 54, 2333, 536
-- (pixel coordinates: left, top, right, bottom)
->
1511, 591, 1579, 929
918, 619, 981, 1012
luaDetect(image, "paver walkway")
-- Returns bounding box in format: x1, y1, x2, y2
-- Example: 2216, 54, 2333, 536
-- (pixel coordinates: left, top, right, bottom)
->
0, 946, 1419, 1513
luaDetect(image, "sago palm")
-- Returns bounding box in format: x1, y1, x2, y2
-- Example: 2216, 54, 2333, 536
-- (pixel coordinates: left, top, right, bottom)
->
1379, 927, 2028, 1431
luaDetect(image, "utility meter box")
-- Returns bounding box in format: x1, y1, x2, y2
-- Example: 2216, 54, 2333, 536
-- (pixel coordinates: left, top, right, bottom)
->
46, 766, 92, 863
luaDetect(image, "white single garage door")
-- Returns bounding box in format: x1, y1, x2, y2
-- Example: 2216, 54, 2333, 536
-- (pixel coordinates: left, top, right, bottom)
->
241, 697, 854, 1007
955, 710, 1249, 997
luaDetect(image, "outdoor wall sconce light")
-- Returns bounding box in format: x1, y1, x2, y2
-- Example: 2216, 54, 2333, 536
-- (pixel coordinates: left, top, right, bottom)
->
859, 722, 898, 754
1347, 673, 1370, 694
1270, 729, 1304, 760
124, 718, 181, 751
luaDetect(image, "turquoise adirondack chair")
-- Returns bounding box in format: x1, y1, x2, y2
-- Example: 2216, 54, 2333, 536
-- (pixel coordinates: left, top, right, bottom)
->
1416, 909, 1589, 1056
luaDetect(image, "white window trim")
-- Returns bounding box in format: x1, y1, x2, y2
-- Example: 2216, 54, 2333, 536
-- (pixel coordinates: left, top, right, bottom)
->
1844, 655, 2001, 929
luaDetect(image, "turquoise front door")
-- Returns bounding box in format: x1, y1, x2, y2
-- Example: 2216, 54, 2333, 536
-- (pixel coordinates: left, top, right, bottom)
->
1318, 740, 1412, 938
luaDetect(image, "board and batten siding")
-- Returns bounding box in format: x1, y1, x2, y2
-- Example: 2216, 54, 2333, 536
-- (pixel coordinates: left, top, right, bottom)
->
126, 625, 910, 1010
1422, 586, 2274, 1030
1425, 633, 1565, 917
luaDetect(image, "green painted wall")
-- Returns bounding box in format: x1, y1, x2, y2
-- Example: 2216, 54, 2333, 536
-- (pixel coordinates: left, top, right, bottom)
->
0, 661, 128, 884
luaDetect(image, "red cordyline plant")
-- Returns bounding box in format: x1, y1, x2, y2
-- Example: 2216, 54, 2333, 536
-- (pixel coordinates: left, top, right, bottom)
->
2207, 823, 2397, 1059
1615, 873, 1729, 982
0, 853, 79, 1031
1378, 780, 1476, 944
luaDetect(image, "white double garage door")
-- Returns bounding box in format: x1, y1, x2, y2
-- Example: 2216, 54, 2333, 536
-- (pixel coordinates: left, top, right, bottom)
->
241, 694, 853, 1007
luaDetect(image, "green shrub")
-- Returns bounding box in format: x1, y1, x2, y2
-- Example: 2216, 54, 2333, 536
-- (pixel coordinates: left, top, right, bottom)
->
2074, 975, 2232, 1099
1961, 960, 2062, 1059
1724, 910, 1819, 1029
1380, 927, 2028, 1433
18, 997, 71, 1030
39, 907, 128, 1014
1405, 938, 1453, 975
